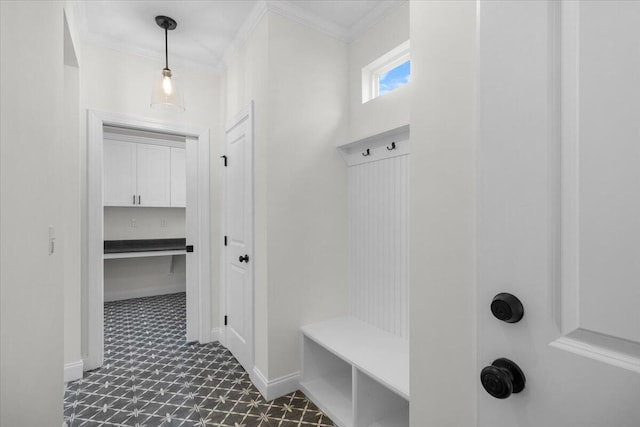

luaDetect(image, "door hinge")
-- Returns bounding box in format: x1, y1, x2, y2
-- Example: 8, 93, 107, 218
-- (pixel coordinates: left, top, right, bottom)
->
224, 236, 228, 246
186, 245, 194, 253
224, 315, 228, 326
221, 155, 227, 167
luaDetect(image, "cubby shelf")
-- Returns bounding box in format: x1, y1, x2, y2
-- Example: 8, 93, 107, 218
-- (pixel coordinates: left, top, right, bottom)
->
369, 407, 410, 427
300, 317, 409, 427
301, 371, 353, 427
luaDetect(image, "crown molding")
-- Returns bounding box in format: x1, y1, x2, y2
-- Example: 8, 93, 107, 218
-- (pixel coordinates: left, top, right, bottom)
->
221, 0, 406, 68
83, 30, 221, 73
267, 0, 351, 42
266, 0, 406, 43
73, 0, 220, 73
71, 0, 406, 72
221, 0, 269, 68
348, 0, 406, 42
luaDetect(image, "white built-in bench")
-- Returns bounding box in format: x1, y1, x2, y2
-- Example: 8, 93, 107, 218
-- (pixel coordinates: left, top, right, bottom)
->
300, 317, 409, 427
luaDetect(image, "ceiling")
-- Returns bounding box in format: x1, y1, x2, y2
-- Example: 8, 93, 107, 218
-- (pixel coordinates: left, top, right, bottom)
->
75, 0, 404, 71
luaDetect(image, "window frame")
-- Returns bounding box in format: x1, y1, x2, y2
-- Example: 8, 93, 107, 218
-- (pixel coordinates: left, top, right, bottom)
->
362, 40, 411, 103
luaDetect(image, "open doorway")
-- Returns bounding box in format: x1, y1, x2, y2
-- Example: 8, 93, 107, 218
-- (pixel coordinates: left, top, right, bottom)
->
85, 110, 211, 371
102, 126, 187, 304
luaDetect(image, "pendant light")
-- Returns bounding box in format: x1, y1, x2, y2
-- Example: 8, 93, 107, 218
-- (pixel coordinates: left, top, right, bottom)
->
151, 15, 185, 112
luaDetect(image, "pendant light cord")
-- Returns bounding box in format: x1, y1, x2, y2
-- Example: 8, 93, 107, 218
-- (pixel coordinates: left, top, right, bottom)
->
164, 26, 169, 70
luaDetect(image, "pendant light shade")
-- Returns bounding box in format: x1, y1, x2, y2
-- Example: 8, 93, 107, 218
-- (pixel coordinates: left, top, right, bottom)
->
151, 16, 185, 112
151, 68, 184, 112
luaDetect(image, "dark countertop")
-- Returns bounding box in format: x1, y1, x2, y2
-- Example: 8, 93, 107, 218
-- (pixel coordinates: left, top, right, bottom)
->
104, 238, 186, 254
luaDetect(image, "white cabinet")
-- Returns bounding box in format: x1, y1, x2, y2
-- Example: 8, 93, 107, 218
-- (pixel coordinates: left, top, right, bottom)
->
136, 143, 170, 207
104, 139, 137, 206
170, 147, 186, 207
103, 139, 184, 208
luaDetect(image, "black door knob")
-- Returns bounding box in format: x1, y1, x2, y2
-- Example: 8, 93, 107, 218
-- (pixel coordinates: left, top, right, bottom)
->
239, 254, 249, 263
491, 293, 524, 323
481, 358, 526, 399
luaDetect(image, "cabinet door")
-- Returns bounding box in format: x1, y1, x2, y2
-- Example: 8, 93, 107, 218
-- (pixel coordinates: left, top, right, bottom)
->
170, 147, 186, 207
136, 143, 171, 207
103, 139, 136, 206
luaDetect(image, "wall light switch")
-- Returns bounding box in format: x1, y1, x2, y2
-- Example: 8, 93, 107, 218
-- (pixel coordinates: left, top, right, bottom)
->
161, 219, 167, 228
48, 226, 55, 255
130, 219, 136, 228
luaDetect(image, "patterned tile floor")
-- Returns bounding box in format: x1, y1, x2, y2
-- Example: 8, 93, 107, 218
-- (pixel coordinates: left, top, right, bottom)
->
63, 293, 336, 427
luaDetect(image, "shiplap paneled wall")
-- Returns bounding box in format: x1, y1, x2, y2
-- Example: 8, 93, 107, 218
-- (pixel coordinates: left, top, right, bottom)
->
348, 153, 409, 338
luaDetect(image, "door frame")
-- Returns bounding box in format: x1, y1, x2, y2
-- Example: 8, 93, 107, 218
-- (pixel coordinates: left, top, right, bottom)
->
84, 109, 211, 371
220, 101, 255, 372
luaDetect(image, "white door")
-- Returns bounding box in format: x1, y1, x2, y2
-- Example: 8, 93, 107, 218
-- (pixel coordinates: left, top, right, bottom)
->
103, 139, 136, 206
477, 1, 640, 426
223, 104, 254, 372
136, 143, 171, 207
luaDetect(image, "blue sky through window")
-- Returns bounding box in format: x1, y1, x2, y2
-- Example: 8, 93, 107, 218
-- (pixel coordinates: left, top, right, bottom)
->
379, 60, 411, 95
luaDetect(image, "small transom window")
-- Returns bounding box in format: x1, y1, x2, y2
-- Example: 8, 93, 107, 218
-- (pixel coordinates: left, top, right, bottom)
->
362, 40, 411, 103
379, 60, 411, 96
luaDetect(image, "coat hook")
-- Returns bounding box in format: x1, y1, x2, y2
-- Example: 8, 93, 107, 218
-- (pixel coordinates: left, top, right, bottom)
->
387, 141, 396, 151
362, 148, 370, 157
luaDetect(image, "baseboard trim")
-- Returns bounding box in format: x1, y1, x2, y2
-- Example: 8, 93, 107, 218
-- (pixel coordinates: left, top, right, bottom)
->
218, 327, 227, 346
64, 360, 84, 382
210, 327, 221, 343
104, 284, 185, 302
250, 367, 300, 402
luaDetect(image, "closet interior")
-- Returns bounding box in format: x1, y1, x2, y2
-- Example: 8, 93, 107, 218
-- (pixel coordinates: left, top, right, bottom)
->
300, 125, 410, 427
102, 126, 187, 302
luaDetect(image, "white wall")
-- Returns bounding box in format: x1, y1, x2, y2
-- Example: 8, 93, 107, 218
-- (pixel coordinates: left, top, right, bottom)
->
63, 27, 82, 370
104, 256, 186, 302
346, 1, 410, 143
222, 12, 349, 381
103, 207, 186, 301
266, 13, 349, 380
72, 42, 222, 364
1, 1, 67, 424
104, 207, 185, 240
409, 1, 477, 426
348, 153, 409, 338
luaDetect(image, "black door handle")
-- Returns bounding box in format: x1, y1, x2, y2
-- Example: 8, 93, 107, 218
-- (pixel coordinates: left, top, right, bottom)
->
239, 254, 249, 263
481, 358, 526, 399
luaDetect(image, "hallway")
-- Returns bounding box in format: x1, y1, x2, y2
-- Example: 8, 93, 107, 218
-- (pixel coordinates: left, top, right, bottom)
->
63, 294, 335, 426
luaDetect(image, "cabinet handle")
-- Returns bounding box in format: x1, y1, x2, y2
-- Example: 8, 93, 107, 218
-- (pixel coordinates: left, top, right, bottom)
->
133, 195, 136, 205
138, 195, 141, 205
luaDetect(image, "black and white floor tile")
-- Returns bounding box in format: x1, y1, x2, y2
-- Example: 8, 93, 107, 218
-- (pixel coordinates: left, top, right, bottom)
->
63, 293, 336, 427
